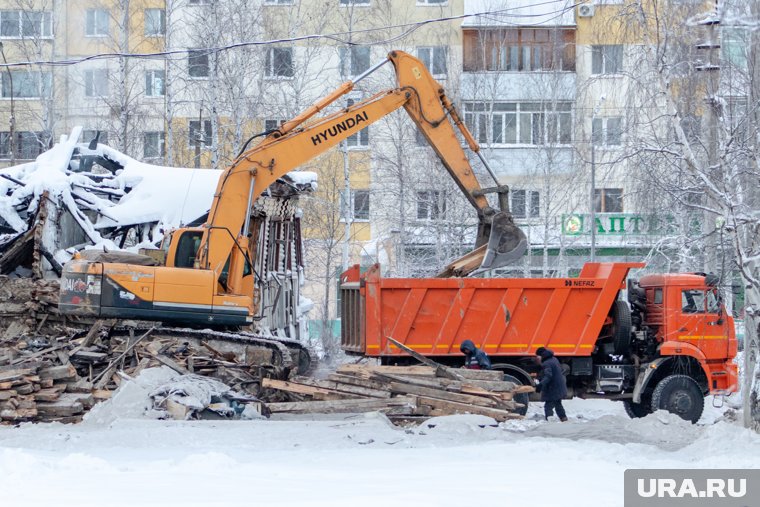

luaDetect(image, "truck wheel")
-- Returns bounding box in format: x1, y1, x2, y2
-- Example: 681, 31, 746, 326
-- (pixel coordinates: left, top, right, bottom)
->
623, 400, 651, 419
611, 300, 632, 355
503, 373, 529, 416
650, 375, 704, 424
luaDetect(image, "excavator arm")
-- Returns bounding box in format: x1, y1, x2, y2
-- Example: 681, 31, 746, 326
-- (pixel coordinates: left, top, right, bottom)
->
189, 51, 526, 297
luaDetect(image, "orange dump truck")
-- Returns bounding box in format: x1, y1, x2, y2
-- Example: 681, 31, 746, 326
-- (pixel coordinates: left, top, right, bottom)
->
340, 262, 738, 422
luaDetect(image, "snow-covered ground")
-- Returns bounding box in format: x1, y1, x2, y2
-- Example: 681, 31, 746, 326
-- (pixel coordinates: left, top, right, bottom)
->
1, 379, 758, 507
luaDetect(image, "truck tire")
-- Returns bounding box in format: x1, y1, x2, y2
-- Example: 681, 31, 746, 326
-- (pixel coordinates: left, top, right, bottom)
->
623, 400, 651, 419
611, 300, 632, 355
490, 364, 530, 416
650, 374, 704, 424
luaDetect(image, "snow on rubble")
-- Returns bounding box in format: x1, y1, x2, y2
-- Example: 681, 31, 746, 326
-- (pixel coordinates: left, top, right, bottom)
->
1, 370, 759, 507
0, 128, 317, 275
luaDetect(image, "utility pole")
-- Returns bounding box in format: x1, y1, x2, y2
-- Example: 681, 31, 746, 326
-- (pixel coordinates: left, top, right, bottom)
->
0, 42, 15, 165
590, 96, 605, 262
341, 135, 351, 270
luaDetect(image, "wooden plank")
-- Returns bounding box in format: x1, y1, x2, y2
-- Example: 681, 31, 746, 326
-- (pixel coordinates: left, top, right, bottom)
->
149, 353, 190, 375
336, 364, 436, 377
456, 369, 507, 381
0, 408, 38, 420
292, 376, 391, 399
33, 387, 64, 402
36, 394, 84, 417
261, 378, 349, 398
0, 390, 17, 401
388, 382, 504, 408
416, 396, 523, 421
9, 345, 67, 365
326, 373, 391, 392
386, 337, 464, 381
0, 368, 36, 383
71, 350, 108, 362
266, 396, 415, 414
39, 364, 77, 381
94, 327, 155, 388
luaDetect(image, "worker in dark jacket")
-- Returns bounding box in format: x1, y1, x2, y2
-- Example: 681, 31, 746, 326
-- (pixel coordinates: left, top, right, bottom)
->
535, 347, 568, 421
460, 340, 491, 370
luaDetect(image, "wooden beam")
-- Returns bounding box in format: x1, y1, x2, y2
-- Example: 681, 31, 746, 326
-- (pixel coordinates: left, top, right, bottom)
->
266, 396, 416, 414
416, 396, 523, 421
386, 337, 464, 381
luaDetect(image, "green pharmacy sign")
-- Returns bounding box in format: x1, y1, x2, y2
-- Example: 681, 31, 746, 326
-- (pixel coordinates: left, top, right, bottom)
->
561, 213, 701, 236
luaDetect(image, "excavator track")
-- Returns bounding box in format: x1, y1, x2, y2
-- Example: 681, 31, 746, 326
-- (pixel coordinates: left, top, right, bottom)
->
70, 321, 313, 375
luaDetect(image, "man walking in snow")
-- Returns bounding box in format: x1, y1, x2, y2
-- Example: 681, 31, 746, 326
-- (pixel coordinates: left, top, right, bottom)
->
535, 347, 568, 422
460, 340, 491, 370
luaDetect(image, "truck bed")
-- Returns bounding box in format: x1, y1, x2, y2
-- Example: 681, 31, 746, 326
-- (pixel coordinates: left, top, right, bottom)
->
340, 262, 644, 358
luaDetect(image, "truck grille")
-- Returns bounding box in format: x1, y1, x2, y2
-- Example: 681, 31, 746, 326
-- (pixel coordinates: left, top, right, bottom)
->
340, 282, 364, 353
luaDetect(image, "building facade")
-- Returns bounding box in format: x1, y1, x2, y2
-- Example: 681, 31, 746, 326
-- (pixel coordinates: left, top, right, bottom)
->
0, 0, 731, 338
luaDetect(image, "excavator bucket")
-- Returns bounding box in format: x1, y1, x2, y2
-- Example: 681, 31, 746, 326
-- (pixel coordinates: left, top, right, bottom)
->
480, 211, 528, 270
438, 212, 527, 277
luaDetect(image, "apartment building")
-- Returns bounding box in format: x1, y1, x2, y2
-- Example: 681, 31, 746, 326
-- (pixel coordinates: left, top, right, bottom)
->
0, 0, 729, 328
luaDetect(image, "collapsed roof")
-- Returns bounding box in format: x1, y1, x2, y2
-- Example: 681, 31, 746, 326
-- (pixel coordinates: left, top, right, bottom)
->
0, 127, 317, 277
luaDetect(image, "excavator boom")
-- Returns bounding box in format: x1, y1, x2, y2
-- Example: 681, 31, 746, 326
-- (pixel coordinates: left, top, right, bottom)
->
59, 50, 526, 329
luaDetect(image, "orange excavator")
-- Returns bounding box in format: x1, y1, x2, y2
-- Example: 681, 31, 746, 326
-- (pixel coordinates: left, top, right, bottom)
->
59, 50, 526, 328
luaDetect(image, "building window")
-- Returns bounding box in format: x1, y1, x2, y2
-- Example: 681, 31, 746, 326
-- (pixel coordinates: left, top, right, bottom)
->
144, 9, 165, 37
145, 69, 165, 97
0, 10, 52, 38
82, 130, 109, 145
591, 45, 623, 75
339, 46, 370, 77
85, 9, 109, 37
189, 120, 212, 147
340, 0, 370, 5
417, 0, 447, 4
188, 50, 210, 78
84, 69, 109, 97
144, 131, 165, 159
0, 131, 46, 159
265, 118, 286, 131
594, 188, 623, 213
416, 190, 446, 220
511, 190, 540, 218
345, 98, 369, 147
265, 47, 294, 78
463, 28, 576, 72
592, 117, 622, 146
1, 71, 51, 98
464, 102, 572, 145
417, 46, 447, 77
353, 190, 370, 220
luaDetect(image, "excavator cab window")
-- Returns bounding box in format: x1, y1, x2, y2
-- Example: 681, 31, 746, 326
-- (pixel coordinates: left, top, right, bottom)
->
174, 231, 203, 268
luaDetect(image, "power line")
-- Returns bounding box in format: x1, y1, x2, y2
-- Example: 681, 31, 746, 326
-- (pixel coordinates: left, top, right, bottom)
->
0, 2, 580, 69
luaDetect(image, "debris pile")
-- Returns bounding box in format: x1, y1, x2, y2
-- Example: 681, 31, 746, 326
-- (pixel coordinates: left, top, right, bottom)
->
0, 361, 95, 423
261, 364, 534, 424
0, 320, 289, 424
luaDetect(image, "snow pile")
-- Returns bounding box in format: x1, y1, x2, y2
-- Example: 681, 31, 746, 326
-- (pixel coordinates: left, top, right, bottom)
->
85, 367, 262, 424
522, 410, 700, 451
150, 373, 261, 420
84, 367, 178, 425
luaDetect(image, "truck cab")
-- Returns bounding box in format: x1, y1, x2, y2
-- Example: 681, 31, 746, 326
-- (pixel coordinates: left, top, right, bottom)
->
632, 273, 738, 394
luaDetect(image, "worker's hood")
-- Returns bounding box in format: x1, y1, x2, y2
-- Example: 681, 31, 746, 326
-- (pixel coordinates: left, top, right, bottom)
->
460, 339, 476, 354
537, 347, 555, 360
